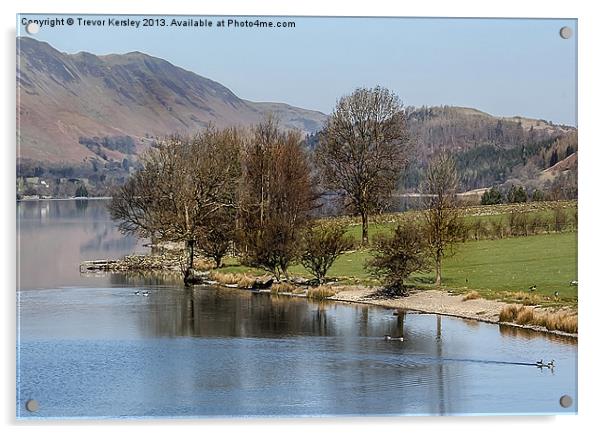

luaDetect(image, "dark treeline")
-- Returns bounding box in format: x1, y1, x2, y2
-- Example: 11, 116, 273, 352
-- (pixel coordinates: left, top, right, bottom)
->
395, 106, 577, 191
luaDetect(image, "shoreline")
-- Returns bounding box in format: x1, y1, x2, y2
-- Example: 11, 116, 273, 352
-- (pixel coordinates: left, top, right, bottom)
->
79, 255, 578, 339
327, 287, 577, 339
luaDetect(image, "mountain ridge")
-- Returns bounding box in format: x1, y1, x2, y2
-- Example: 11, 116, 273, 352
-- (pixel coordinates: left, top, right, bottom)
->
17, 36, 327, 164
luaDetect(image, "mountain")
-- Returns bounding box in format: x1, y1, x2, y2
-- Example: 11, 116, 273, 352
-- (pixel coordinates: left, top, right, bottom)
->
17, 37, 327, 164
16, 37, 577, 199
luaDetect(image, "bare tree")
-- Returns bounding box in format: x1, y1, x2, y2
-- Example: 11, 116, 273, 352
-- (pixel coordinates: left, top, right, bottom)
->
315, 86, 411, 245
195, 207, 236, 268
238, 117, 318, 280
422, 152, 463, 286
300, 221, 353, 284
109, 127, 242, 284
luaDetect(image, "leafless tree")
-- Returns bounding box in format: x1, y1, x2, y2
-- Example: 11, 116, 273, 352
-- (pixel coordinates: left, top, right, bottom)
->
195, 207, 236, 268
109, 127, 242, 284
315, 86, 411, 245
238, 117, 318, 280
422, 152, 463, 286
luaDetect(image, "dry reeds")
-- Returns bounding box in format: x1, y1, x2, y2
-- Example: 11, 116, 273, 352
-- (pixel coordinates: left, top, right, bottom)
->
462, 290, 481, 301
510, 291, 542, 305
307, 286, 337, 300
208, 271, 257, 288
270, 282, 297, 294
498, 304, 577, 333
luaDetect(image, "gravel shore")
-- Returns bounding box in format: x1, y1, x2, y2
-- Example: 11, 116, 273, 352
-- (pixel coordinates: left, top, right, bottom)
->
329, 286, 578, 338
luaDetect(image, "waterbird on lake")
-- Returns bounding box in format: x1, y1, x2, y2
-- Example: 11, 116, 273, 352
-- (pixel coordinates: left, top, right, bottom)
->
134, 291, 140, 295
554, 291, 560, 298
535, 359, 555, 369
384, 335, 404, 342
142, 291, 150, 297
529, 285, 537, 291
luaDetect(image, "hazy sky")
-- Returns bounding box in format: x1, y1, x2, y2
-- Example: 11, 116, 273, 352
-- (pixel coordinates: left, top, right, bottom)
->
18, 15, 577, 125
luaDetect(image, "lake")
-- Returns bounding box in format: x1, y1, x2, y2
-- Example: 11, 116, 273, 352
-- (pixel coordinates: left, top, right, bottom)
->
16, 199, 578, 418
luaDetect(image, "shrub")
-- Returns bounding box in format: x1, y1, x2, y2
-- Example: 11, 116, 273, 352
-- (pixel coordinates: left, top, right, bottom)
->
491, 219, 506, 239
481, 187, 504, 205
300, 222, 353, 284
553, 206, 567, 232
507, 185, 527, 203
508, 211, 529, 236
531, 189, 545, 202
365, 219, 430, 296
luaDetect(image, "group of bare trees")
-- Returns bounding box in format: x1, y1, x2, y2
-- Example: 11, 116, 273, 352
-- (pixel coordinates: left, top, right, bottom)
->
110, 86, 462, 291
108, 128, 243, 282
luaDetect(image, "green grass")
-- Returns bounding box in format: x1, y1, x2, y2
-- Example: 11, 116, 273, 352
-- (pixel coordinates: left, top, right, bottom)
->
216, 201, 577, 308
422, 232, 577, 307
219, 231, 577, 308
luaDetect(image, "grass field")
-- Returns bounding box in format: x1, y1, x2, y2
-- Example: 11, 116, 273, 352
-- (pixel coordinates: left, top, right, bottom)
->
220, 231, 577, 308
218, 201, 577, 308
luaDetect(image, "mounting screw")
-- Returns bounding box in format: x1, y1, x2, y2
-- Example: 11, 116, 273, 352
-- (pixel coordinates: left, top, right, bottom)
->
25, 399, 39, 412
559, 394, 573, 408
559, 26, 573, 39
25, 22, 40, 35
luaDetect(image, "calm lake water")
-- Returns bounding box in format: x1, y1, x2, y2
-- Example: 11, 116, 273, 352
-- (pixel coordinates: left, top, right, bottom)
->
16, 200, 578, 418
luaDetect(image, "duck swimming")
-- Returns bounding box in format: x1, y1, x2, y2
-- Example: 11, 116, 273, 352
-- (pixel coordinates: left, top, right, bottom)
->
384, 335, 404, 342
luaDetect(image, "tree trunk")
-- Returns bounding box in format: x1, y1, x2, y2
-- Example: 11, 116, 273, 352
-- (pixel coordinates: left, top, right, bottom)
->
361, 211, 369, 246
435, 250, 442, 286
184, 239, 195, 287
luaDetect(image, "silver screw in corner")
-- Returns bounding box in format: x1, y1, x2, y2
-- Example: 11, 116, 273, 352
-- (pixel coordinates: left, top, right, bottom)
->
559, 26, 573, 39
559, 395, 573, 408
25, 399, 39, 412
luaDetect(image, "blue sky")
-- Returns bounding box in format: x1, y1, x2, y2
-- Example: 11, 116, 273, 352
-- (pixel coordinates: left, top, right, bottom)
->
18, 15, 577, 125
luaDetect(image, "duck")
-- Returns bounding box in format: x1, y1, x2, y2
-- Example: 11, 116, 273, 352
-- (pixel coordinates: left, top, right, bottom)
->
384, 335, 404, 342
535, 359, 545, 367
554, 291, 560, 298
134, 291, 140, 296
142, 291, 150, 297
529, 285, 537, 292
547, 360, 555, 368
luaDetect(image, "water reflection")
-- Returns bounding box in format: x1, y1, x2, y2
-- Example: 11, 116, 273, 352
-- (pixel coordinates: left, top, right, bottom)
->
17, 200, 145, 290
16, 200, 578, 418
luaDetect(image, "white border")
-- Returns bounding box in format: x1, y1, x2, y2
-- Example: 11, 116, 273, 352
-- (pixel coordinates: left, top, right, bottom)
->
3, 1, 600, 433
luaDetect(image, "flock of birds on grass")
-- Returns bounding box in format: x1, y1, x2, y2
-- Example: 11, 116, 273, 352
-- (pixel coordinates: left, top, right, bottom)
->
526, 280, 578, 299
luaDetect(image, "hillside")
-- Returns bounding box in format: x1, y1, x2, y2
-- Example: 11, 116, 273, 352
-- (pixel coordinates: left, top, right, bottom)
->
17, 37, 327, 165
400, 106, 577, 191
16, 37, 577, 199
